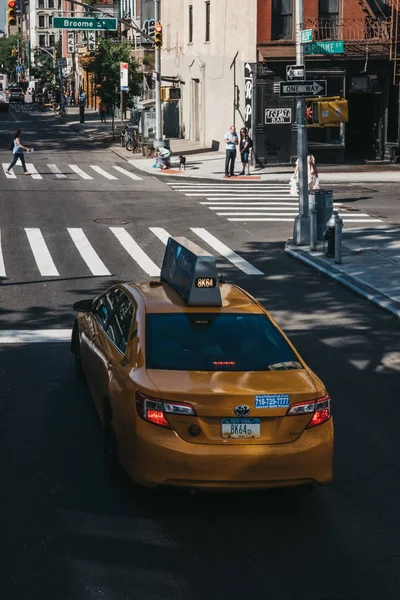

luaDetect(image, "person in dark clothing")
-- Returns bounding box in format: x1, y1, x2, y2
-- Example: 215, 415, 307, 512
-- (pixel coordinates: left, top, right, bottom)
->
239, 127, 252, 175
224, 125, 238, 177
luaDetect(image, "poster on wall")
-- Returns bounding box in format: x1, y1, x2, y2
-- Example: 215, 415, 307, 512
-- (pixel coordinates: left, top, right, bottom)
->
244, 63, 254, 140
265, 108, 292, 124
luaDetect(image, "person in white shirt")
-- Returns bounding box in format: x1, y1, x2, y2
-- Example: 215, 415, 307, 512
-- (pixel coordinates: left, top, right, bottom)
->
224, 125, 238, 177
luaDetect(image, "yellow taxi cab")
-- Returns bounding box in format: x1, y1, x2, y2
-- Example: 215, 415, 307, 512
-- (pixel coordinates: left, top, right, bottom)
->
71, 237, 333, 490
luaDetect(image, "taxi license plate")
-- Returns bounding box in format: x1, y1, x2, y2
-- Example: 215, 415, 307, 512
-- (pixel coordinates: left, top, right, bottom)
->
221, 418, 260, 439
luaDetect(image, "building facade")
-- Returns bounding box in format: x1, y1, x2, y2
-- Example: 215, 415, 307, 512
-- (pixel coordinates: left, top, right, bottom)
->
256, 0, 399, 164
160, 0, 258, 147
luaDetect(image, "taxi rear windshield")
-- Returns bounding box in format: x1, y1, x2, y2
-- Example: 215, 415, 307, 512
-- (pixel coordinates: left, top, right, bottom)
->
146, 313, 302, 371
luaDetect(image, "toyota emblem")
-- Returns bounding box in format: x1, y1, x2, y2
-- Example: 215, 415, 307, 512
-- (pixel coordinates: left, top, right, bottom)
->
234, 405, 250, 417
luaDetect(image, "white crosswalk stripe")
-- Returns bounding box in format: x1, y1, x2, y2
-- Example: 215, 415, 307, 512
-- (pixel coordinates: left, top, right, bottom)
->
0, 227, 263, 280
48, 164, 67, 178
191, 228, 263, 276
90, 165, 118, 180
2, 163, 16, 179
168, 182, 382, 227
113, 165, 143, 180
69, 165, 93, 180
67, 228, 111, 276
25, 163, 42, 179
109, 227, 161, 277
25, 228, 59, 276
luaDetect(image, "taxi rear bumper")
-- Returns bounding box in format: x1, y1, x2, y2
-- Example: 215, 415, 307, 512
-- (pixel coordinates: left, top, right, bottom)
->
127, 419, 334, 490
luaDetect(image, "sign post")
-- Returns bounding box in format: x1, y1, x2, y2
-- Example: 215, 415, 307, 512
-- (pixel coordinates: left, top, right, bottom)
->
120, 62, 128, 147
293, 0, 310, 245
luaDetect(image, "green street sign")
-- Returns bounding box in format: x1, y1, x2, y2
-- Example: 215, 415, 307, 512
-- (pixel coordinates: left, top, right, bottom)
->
53, 17, 118, 31
301, 29, 313, 43
305, 40, 345, 55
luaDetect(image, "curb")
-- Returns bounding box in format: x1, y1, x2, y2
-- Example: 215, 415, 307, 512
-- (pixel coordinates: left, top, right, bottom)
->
285, 244, 400, 319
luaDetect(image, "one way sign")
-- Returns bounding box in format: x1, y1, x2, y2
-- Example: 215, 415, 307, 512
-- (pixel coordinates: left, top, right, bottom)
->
286, 65, 305, 81
279, 80, 327, 98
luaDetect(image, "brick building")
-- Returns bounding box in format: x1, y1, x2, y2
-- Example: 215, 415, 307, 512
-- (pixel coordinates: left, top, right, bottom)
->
254, 0, 398, 164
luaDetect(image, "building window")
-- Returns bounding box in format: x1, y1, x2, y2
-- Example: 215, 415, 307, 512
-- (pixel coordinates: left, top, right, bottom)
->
318, 0, 339, 39
205, 1, 210, 42
38, 0, 45, 7
48, 0, 54, 6
271, 0, 293, 40
39, 34, 46, 48
189, 5, 193, 43
38, 15, 45, 28
49, 15, 53, 27
49, 34, 55, 47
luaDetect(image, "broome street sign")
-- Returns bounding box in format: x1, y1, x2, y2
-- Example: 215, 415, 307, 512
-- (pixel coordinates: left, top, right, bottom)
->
279, 80, 327, 98
53, 17, 118, 30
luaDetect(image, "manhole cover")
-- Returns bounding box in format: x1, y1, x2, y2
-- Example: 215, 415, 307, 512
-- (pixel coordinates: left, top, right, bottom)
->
93, 218, 130, 225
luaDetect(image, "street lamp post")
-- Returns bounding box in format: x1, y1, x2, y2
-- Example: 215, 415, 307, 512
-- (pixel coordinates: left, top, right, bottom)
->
292, 0, 310, 245
154, 0, 162, 148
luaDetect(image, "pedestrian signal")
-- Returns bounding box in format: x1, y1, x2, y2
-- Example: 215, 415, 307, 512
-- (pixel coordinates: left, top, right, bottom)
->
154, 23, 163, 48
305, 97, 348, 127
8, 0, 17, 27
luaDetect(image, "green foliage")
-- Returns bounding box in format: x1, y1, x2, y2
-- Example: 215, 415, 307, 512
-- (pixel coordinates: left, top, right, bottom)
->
0, 35, 23, 78
32, 54, 57, 89
84, 38, 141, 110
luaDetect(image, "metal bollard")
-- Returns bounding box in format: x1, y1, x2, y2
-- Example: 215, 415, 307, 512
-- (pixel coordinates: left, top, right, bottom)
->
334, 214, 343, 264
310, 207, 317, 251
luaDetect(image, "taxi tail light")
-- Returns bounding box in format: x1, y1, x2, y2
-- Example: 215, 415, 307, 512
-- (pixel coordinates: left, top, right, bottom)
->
136, 392, 195, 429
287, 394, 331, 428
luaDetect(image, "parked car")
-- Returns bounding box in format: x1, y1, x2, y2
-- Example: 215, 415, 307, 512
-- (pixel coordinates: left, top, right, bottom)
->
9, 87, 25, 103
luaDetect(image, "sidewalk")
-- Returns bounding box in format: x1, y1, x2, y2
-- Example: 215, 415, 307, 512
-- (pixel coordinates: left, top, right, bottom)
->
286, 226, 400, 319
56, 110, 400, 182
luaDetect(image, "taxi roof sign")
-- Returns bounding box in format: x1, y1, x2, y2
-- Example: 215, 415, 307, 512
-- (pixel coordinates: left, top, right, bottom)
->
160, 237, 222, 306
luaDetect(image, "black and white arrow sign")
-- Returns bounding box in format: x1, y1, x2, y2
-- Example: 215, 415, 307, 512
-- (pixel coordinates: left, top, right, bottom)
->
279, 80, 327, 97
286, 65, 305, 81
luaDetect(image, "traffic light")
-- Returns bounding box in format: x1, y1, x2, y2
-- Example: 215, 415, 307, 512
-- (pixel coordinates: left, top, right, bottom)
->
154, 23, 163, 48
169, 87, 181, 101
8, 0, 17, 27
11, 48, 17, 57
54, 49, 58, 59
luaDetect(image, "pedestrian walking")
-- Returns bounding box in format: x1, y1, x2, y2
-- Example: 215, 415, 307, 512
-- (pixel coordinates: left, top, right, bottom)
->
99, 101, 106, 123
224, 125, 238, 177
79, 89, 86, 123
239, 127, 253, 175
5, 130, 31, 176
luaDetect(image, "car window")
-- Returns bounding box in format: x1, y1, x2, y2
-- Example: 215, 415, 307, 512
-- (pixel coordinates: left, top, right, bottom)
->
106, 295, 134, 353
92, 287, 125, 329
146, 313, 302, 371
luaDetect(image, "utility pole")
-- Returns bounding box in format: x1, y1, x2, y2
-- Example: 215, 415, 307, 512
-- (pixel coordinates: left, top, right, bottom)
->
154, 0, 162, 147
292, 0, 310, 245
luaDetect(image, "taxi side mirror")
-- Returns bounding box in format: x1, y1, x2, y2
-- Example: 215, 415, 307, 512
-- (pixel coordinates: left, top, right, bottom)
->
73, 299, 93, 313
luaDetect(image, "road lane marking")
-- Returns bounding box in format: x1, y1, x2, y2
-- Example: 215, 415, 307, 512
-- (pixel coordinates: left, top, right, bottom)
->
67, 228, 111, 276
90, 165, 118, 180
25, 228, 60, 276
149, 227, 171, 245
0, 329, 71, 344
69, 165, 93, 180
191, 228, 263, 276
2, 164, 16, 178
0, 230, 6, 277
48, 164, 67, 178
109, 227, 160, 276
184, 193, 292, 197
25, 163, 42, 179
114, 165, 143, 180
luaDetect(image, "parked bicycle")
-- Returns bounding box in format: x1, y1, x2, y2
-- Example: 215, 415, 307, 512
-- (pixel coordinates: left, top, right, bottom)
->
124, 124, 140, 153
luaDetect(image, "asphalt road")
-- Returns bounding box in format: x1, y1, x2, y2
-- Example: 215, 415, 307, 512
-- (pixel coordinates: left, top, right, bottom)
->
1, 106, 400, 600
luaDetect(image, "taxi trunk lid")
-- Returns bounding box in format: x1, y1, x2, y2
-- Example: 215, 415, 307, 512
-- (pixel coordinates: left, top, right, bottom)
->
146, 369, 319, 444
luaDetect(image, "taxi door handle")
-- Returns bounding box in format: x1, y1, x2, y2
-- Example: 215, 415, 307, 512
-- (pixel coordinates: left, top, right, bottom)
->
91, 333, 96, 342
107, 360, 112, 370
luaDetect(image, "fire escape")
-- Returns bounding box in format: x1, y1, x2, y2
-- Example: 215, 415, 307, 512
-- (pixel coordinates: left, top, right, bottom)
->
305, 1, 400, 83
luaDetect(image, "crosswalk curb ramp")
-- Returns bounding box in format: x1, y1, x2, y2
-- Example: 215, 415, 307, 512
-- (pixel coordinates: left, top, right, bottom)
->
2, 162, 143, 181
167, 182, 382, 227
0, 227, 263, 279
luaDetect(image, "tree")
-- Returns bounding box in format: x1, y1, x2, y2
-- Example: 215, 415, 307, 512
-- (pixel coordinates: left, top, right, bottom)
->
31, 54, 57, 91
0, 34, 23, 80
84, 38, 141, 131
